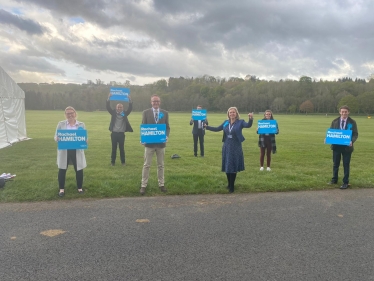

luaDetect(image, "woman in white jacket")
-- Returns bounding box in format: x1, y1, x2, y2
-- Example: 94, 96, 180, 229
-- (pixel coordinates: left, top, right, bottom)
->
55, 106, 87, 197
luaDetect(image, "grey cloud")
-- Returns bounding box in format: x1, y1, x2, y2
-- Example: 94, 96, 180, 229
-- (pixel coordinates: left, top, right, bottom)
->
6, 0, 374, 82
15, 0, 120, 27
0, 52, 65, 75
91, 37, 156, 49
0, 9, 46, 35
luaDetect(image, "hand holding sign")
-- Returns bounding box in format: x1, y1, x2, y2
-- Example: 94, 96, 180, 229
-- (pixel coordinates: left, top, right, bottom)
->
248, 112, 254, 119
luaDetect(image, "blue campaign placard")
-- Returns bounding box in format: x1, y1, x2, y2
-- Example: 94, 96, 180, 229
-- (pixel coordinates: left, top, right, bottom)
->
258, 120, 277, 134
140, 124, 167, 144
57, 129, 88, 150
325, 129, 352, 146
109, 87, 130, 102
192, 109, 207, 120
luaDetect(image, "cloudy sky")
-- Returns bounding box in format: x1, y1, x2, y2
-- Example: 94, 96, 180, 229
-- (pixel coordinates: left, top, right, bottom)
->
1, 0, 374, 85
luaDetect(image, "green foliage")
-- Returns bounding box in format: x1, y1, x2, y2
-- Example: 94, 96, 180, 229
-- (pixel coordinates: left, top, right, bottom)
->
18, 75, 374, 114
337, 94, 359, 113
1, 111, 373, 203
288, 104, 297, 114
357, 91, 374, 115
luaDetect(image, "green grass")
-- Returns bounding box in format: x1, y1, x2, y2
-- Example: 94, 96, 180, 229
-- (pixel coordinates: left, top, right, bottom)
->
1, 111, 373, 202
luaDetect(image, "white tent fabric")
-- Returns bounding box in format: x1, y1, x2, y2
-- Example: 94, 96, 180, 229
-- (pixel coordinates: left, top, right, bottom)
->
0, 66, 28, 149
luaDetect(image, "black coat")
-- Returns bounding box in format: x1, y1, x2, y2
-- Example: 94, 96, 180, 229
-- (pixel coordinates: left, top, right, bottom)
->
106, 100, 133, 132
330, 116, 358, 152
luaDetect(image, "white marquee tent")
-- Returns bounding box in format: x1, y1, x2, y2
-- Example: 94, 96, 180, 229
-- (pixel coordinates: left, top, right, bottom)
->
0, 66, 28, 149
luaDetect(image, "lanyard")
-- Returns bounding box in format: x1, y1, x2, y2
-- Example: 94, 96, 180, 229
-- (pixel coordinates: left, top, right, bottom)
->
228, 123, 235, 133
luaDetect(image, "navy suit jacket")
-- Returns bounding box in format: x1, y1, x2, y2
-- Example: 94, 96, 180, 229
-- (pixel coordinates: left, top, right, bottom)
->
330, 116, 358, 152
190, 119, 208, 135
206, 119, 253, 142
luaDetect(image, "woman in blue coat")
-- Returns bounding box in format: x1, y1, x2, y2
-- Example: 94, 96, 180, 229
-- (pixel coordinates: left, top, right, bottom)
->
205, 107, 253, 193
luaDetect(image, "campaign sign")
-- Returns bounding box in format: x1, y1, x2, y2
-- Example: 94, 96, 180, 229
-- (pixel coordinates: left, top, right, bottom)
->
258, 120, 277, 134
140, 124, 167, 144
57, 130, 88, 150
192, 109, 207, 121
109, 87, 130, 102
325, 129, 352, 146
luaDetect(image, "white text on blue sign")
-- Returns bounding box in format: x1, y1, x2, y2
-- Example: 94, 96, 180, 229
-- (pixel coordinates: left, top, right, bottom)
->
192, 109, 207, 120
257, 120, 277, 134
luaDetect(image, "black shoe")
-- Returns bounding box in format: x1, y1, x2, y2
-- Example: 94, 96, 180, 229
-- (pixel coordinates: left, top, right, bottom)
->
160, 186, 167, 193
328, 181, 337, 185
340, 183, 349, 189
194, 155, 197, 157
111, 163, 115, 166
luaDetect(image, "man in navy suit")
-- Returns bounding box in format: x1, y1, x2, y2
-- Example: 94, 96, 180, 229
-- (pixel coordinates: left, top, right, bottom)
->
328, 105, 358, 189
190, 105, 208, 157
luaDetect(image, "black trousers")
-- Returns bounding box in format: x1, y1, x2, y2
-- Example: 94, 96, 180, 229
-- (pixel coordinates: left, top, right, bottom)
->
58, 150, 83, 189
332, 148, 352, 184
193, 130, 204, 156
111, 132, 125, 164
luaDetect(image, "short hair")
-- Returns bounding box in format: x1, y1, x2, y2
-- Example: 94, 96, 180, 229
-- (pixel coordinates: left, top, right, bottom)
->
64, 106, 76, 114
197, 105, 202, 108
339, 105, 350, 111
64, 106, 77, 118
151, 94, 160, 100
227, 107, 240, 120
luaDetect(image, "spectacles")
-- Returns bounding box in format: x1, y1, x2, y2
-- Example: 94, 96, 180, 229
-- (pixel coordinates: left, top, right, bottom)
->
151, 100, 160, 103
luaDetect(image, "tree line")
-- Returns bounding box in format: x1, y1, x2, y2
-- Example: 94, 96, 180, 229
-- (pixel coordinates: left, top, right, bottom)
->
19, 75, 374, 114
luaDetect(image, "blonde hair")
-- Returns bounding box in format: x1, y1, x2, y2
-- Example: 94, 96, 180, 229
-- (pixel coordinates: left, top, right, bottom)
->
227, 107, 240, 120
64, 106, 77, 118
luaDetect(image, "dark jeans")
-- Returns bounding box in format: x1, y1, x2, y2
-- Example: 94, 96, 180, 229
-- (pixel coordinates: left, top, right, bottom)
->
332, 148, 352, 184
260, 136, 272, 167
111, 132, 125, 164
58, 150, 83, 189
193, 130, 204, 156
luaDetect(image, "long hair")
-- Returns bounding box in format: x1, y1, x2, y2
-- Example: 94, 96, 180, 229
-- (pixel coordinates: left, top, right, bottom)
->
227, 107, 240, 120
263, 109, 274, 120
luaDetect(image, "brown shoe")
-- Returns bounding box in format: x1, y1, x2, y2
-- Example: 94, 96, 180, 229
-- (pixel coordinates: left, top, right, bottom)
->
140, 186, 146, 195
159, 186, 167, 192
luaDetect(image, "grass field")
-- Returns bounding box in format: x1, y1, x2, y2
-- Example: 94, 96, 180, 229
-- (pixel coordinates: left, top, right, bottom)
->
1, 110, 373, 202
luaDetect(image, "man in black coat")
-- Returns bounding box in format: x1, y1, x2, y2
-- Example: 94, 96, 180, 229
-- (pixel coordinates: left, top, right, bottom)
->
190, 105, 208, 157
106, 94, 133, 166
328, 105, 358, 189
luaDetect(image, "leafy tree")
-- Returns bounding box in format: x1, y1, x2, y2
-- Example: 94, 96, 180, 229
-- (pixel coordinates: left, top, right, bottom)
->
271, 97, 285, 113
337, 94, 359, 113
357, 91, 374, 115
288, 104, 297, 114
299, 100, 314, 114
